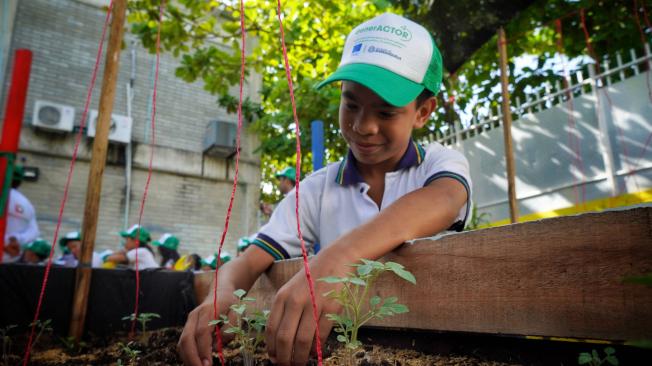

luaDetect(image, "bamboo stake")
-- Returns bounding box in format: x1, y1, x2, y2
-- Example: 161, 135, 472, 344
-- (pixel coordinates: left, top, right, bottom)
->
69, 0, 127, 340
497, 28, 519, 223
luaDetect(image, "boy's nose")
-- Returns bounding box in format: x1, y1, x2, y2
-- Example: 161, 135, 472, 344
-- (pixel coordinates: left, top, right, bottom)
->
352, 114, 378, 135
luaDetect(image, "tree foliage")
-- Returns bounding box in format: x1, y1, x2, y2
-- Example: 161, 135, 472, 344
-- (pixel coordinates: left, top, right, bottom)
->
128, 0, 650, 202
128, 0, 393, 202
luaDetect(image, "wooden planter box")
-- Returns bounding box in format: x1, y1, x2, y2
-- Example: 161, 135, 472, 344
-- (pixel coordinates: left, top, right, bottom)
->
196, 207, 652, 342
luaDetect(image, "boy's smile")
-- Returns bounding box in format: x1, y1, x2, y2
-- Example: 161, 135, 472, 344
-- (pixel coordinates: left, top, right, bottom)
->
339, 81, 433, 174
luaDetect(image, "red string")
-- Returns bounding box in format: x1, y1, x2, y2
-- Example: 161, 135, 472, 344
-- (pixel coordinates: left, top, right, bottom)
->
210, 0, 246, 363
129, 0, 165, 337
21, 1, 115, 364
275, 1, 323, 364
555, 20, 586, 205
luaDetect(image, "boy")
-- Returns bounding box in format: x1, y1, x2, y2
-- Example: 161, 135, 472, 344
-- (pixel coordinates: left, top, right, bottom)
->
178, 13, 470, 366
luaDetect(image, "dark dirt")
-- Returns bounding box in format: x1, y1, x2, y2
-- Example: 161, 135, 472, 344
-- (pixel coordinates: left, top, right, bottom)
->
9, 327, 650, 365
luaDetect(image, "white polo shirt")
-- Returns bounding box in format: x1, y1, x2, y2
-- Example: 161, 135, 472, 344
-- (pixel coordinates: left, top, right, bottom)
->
126, 247, 159, 270
5, 188, 40, 245
253, 141, 471, 260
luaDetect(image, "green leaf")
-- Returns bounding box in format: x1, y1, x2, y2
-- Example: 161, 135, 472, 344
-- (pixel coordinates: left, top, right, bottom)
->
604, 347, 615, 355
605, 356, 618, 366
336, 335, 347, 343
231, 304, 246, 315
578, 353, 592, 365
591, 350, 599, 360
233, 289, 247, 299
348, 277, 366, 286
356, 264, 373, 276
385, 262, 416, 284
242, 297, 256, 302
319, 276, 348, 284
369, 296, 381, 307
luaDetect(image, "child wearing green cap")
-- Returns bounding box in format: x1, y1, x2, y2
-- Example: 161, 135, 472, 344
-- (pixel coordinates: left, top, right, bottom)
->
3, 165, 40, 263
153, 233, 181, 268
104, 224, 158, 270
20, 238, 51, 264
179, 13, 470, 366
275, 166, 297, 196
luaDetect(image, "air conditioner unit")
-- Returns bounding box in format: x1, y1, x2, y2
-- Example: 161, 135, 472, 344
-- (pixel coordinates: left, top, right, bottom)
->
87, 110, 132, 144
203, 120, 237, 158
32, 100, 75, 132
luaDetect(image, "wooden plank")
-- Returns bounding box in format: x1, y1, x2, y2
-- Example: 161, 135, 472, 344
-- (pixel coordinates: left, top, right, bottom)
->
195, 208, 652, 341
69, 0, 128, 340
497, 27, 519, 223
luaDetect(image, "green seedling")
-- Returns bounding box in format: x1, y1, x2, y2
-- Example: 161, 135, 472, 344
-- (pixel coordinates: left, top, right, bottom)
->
320, 259, 415, 360
59, 336, 88, 355
208, 289, 269, 366
578, 347, 618, 366
28, 319, 53, 352
122, 312, 160, 334
1, 324, 17, 366
117, 341, 141, 366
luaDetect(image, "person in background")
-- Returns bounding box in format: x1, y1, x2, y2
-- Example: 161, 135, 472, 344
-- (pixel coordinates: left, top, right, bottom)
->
173, 253, 203, 271
54, 231, 104, 268
20, 238, 51, 264
153, 233, 181, 269
275, 167, 296, 196
3, 165, 40, 263
104, 224, 158, 270
200, 252, 232, 271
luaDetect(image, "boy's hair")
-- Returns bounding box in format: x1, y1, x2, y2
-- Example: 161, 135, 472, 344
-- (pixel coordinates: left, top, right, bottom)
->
415, 89, 435, 108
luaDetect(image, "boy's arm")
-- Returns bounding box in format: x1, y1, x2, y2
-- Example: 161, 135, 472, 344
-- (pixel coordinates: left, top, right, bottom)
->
265, 177, 468, 366
177, 245, 274, 366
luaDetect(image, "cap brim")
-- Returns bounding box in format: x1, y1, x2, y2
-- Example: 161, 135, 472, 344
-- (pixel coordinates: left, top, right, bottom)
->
152, 241, 161, 246
119, 231, 129, 237
316, 63, 425, 107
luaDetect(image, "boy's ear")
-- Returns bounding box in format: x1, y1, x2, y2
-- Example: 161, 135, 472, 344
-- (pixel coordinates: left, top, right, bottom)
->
414, 96, 437, 129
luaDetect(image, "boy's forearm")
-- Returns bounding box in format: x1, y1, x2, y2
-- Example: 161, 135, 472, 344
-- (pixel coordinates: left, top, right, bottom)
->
328, 178, 467, 262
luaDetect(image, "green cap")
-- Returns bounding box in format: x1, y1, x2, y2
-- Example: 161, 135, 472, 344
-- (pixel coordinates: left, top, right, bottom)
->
13, 165, 25, 181
316, 13, 443, 107
59, 231, 82, 251
201, 252, 232, 269
25, 238, 51, 257
119, 224, 151, 243
275, 167, 296, 182
153, 233, 180, 250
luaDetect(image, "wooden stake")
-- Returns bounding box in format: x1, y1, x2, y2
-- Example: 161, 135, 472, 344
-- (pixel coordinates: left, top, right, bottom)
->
69, 0, 127, 339
497, 28, 519, 223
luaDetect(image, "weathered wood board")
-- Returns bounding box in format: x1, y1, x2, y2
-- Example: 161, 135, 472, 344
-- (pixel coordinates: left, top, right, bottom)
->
195, 208, 652, 341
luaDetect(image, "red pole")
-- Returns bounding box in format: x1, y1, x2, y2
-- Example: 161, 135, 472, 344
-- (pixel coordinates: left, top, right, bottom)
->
0, 49, 32, 262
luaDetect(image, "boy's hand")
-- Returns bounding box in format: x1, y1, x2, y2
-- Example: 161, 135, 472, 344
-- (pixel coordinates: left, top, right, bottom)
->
178, 286, 238, 366
265, 247, 351, 366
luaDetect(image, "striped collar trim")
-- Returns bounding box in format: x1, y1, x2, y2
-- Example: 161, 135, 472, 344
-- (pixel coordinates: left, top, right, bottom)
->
335, 140, 426, 186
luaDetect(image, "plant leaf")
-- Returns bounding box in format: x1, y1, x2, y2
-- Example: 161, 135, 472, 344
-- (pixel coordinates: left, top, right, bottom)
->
319, 276, 348, 284
233, 289, 247, 299
348, 277, 366, 286
605, 356, 619, 366
578, 353, 592, 365
385, 262, 416, 284
369, 296, 381, 307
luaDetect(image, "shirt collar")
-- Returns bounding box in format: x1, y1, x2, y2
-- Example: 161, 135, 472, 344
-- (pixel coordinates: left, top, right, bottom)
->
335, 140, 426, 186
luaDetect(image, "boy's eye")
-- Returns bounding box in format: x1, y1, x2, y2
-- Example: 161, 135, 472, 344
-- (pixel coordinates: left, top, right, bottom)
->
378, 110, 397, 119
345, 103, 359, 111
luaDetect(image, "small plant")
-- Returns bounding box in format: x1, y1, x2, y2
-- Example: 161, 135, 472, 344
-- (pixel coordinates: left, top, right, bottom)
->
465, 203, 491, 230
117, 341, 141, 366
320, 259, 416, 362
1, 324, 17, 366
59, 336, 87, 355
208, 289, 269, 366
29, 319, 53, 352
122, 312, 160, 334
578, 347, 618, 366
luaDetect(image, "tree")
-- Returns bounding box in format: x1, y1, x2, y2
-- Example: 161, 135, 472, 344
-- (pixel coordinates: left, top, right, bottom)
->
128, 0, 393, 202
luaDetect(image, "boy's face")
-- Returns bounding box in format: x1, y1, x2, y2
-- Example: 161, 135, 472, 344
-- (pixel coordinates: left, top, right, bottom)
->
23, 250, 41, 264
66, 240, 81, 259
339, 81, 435, 168
124, 237, 138, 251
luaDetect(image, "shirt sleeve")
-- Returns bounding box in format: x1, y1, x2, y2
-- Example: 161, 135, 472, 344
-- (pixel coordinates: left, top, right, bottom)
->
252, 170, 325, 261
11, 193, 40, 245
421, 144, 472, 232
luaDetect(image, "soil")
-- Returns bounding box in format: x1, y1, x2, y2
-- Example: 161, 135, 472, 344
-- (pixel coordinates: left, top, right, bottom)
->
6, 327, 649, 365
7, 327, 520, 366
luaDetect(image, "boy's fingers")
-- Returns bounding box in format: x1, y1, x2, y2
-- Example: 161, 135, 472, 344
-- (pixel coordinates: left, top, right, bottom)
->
267, 292, 303, 366
177, 310, 204, 366
195, 308, 215, 366
291, 307, 316, 366
317, 311, 333, 351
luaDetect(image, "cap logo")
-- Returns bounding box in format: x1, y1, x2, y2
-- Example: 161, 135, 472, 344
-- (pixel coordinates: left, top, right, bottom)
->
367, 45, 402, 61
354, 24, 412, 42
352, 43, 363, 56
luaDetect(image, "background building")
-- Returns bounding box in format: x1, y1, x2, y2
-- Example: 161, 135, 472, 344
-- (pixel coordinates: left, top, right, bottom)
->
0, 0, 262, 256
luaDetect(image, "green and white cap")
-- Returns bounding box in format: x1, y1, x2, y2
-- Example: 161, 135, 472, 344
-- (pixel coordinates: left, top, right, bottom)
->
119, 224, 151, 243
317, 13, 443, 107
59, 231, 81, 250
152, 233, 179, 251
26, 238, 51, 257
